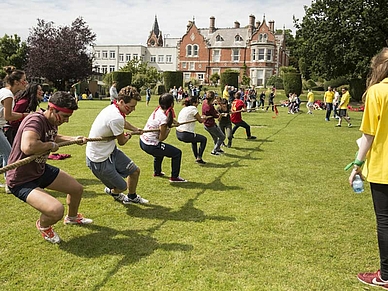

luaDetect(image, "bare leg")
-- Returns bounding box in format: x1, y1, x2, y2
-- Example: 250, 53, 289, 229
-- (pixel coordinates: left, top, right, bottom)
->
127, 167, 140, 194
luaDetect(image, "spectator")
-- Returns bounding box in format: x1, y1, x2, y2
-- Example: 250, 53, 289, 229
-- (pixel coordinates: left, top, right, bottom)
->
109, 81, 118, 103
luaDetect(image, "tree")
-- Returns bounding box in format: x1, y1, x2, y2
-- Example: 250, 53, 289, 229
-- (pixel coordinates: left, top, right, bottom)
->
0, 34, 28, 78
26, 17, 96, 90
294, 0, 388, 81
120, 59, 161, 88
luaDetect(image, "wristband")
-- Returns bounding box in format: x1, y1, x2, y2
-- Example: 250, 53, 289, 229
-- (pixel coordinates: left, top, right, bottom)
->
354, 159, 364, 167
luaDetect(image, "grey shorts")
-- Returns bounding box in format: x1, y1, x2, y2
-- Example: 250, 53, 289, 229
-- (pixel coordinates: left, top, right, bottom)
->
87, 147, 138, 190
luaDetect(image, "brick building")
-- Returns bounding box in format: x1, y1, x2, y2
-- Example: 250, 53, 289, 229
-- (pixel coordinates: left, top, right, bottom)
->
178, 15, 289, 87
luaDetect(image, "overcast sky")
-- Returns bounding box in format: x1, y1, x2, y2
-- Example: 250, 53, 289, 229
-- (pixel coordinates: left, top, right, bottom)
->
1, 0, 312, 45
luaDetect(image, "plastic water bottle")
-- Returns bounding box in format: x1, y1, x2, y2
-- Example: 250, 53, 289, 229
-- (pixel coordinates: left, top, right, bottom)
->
353, 175, 364, 194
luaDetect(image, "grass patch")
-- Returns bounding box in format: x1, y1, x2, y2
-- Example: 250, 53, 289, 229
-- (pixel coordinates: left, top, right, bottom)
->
0, 95, 374, 290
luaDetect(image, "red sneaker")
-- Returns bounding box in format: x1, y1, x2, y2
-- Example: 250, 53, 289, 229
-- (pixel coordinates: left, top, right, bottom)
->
36, 220, 61, 244
357, 270, 388, 289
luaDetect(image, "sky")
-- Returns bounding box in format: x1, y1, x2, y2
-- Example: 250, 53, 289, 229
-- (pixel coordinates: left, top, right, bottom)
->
1, 0, 313, 45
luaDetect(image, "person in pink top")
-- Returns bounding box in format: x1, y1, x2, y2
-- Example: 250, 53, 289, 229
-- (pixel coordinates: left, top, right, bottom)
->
230, 92, 256, 140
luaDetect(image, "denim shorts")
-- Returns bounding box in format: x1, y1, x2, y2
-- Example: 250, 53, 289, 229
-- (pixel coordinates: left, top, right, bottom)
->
86, 147, 138, 190
9, 164, 60, 202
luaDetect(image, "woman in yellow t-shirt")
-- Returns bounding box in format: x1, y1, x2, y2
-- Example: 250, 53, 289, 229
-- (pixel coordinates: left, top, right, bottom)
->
351, 48, 388, 288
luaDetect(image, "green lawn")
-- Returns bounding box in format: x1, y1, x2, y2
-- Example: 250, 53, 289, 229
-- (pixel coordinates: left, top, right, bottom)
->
0, 95, 374, 290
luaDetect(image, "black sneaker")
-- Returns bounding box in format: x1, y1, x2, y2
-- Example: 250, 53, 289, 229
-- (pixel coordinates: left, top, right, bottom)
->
247, 136, 257, 140
211, 151, 220, 155
216, 149, 224, 153
196, 159, 206, 164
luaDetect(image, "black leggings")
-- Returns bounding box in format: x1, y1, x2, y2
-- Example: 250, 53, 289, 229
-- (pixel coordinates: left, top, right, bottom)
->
371, 182, 388, 280
176, 131, 207, 159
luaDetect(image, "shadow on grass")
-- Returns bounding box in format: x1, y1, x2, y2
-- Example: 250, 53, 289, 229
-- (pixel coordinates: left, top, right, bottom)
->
198, 161, 245, 168
59, 223, 193, 291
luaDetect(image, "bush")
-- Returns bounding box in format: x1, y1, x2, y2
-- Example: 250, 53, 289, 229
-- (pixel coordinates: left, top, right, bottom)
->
283, 73, 302, 96
349, 78, 366, 102
220, 70, 239, 89
324, 77, 348, 90
154, 84, 166, 95
266, 75, 284, 89
163, 71, 183, 91
111, 71, 132, 92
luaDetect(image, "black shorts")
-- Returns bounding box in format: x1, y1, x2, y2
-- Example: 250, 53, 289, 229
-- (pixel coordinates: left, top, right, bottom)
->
339, 109, 347, 117
9, 164, 60, 202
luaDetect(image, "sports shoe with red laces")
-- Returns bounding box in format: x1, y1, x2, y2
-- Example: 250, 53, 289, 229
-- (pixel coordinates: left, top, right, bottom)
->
36, 220, 61, 244
357, 270, 388, 289
169, 176, 188, 183
64, 213, 93, 225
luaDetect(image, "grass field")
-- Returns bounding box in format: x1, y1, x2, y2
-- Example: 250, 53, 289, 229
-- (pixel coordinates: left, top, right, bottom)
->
0, 94, 375, 290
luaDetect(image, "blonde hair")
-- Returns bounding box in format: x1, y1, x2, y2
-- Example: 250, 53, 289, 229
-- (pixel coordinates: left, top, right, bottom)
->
363, 48, 388, 102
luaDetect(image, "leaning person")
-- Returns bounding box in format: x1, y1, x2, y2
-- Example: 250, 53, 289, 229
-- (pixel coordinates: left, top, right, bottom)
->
6, 91, 93, 244
86, 86, 148, 205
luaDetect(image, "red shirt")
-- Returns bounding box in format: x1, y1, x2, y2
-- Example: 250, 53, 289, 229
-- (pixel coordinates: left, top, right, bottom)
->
230, 99, 245, 123
201, 100, 219, 127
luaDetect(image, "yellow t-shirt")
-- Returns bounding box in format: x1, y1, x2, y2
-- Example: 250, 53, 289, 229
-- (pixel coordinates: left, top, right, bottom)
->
339, 92, 350, 109
324, 90, 334, 103
222, 88, 229, 99
360, 77, 388, 184
307, 92, 314, 103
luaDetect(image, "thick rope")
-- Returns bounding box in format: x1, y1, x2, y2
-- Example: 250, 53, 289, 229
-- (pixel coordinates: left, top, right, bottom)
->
0, 137, 114, 175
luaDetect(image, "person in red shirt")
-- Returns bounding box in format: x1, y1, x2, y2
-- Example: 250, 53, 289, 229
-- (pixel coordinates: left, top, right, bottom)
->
202, 91, 225, 155
230, 92, 256, 140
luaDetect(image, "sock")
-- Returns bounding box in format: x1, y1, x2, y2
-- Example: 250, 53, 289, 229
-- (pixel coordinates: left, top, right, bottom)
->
128, 193, 137, 199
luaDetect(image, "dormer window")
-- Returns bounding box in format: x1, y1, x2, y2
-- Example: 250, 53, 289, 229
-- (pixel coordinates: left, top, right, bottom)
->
259, 33, 268, 43
216, 35, 224, 41
235, 35, 243, 42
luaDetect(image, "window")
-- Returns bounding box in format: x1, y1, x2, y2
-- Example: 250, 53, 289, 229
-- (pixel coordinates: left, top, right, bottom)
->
259, 33, 267, 43
232, 49, 239, 62
182, 62, 187, 69
258, 49, 265, 61
184, 73, 191, 80
235, 35, 243, 42
102, 51, 108, 59
109, 51, 115, 59
257, 69, 264, 86
95, 50, 100, 59
187, 45, 192, 56
109, 65, 115, 72
119, 54, 124, 62
126, 54, 131, 61
197, 73, 204, 81
267, 49, 272, 61
189, 62, 195, 70
213, 50, 220, 62
150, 55, 156, 62
193, 45, 198, 56
158, 55, 164, 63
166, 55, 172, 63
216, 35, 224, 41
212, 68, 220, 75
101, 65, 107, 74
133, 54, 138, 60
252, 49, 257, 61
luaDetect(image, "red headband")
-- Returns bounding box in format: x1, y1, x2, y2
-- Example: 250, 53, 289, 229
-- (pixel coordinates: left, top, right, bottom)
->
48, 102, 73, 114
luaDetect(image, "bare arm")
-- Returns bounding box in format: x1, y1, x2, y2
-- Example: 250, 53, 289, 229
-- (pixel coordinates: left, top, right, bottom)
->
349, 133, 375, 185
158, 124, 170, 141
116, 132, 131, 146
21, 130, 59, 155
3, 98, 26, 121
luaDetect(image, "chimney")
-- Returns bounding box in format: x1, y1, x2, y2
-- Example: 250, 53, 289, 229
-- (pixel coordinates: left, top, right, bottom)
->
269, 20, 275, 33
209, 16, 215, 33
256, 21, 261, 28
249, 14, 255, 30
234, 21, 240, 28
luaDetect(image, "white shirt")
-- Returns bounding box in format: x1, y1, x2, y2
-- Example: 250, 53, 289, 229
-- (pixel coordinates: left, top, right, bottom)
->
0, 88, 14, 128
176, 106, 198, 133
86, 104, 125, 162
109, 85, 118, 101
140, 107, 168, 146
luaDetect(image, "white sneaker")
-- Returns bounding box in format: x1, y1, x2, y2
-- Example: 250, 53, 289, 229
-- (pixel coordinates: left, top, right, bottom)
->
64, 213, 93, 225
36, 220, 61, 244
127, 194, 149, 204
105, 187, 132, 204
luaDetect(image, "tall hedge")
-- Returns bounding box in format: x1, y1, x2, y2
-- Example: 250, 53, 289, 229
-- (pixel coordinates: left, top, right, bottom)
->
349, 78, 366, 102
220, 71, 239, 89
163, 71, 183, 91
283, 73, 302, 96
111, 71, 132, 92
